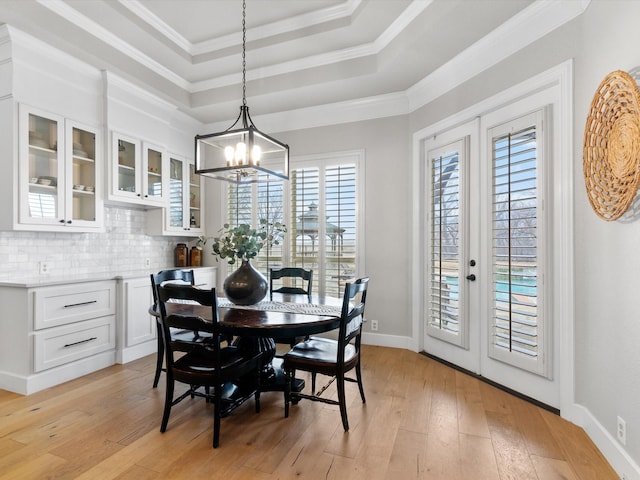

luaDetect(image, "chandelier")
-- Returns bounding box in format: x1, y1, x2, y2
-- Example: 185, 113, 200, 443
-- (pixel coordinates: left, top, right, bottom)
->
195, 0, 289, 184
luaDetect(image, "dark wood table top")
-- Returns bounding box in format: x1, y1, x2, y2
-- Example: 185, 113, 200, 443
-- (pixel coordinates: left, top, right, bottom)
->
153, 294, 343, 338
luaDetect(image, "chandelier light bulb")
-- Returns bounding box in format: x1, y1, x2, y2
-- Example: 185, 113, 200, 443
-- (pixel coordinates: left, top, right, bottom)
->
235, 142, 247, 164
252, 145, 262, 165
224, 146, 235, 166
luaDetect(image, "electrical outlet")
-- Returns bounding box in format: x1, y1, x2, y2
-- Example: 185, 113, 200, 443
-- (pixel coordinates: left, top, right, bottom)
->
370, 319, 378, 331
145, 258, 151, 268
39, 261, 50, 274
617, 416, 627, 445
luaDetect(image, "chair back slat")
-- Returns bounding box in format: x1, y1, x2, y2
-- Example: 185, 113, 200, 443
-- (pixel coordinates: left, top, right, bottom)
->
156, 284, 220, 365
338, 277, 369, 356
150, 269, 195, 303
270, 267, 313, 301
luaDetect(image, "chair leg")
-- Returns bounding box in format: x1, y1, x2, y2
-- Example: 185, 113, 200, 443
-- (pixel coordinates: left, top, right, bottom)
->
160, 378, 174, 432
153, 324, 164, 388
213, 387, 221, 448
284, 367, 290, 418
355, 360, 366, 403
336, 373, 349, 432
311, 372, 317, 394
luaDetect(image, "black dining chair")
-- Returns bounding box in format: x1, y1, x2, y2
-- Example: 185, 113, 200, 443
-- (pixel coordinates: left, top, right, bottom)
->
156, 283, 262, 448
270, 267, 313, 302
270, 267, 313, 349
283, 277, 369, 431
150, 269, 213, 388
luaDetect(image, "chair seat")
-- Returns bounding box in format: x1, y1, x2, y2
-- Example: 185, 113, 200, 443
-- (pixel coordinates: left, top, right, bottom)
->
174, 347, 242, 372
284, 337, 357, 366
170, 328, 214, 343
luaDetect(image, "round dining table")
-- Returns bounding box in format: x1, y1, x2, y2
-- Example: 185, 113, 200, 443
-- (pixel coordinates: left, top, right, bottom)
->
152, 293, 344, 394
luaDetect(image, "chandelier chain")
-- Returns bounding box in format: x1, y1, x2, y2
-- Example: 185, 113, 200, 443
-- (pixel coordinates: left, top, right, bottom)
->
242, 0, 247, 107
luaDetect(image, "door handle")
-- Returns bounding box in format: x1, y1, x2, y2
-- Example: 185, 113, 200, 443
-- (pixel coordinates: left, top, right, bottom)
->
466, 274, 476, 281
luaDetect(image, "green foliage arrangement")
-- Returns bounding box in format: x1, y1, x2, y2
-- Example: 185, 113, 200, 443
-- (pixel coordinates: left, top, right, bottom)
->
211, 219, 287, 265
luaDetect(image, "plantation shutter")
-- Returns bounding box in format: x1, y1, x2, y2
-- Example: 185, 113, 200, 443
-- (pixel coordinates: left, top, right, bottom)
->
324, 164, 357, 297
289, 167, 320, 290
224, 153, 361, 296
427, 143, 464, 345
489, 112, 545, 374
256, 179, 285, 274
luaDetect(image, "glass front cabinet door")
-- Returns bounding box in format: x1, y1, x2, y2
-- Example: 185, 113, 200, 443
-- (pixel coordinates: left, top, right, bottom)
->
19, 105, 102, 230
111, 133, 166, 206
166, 155, 203, 234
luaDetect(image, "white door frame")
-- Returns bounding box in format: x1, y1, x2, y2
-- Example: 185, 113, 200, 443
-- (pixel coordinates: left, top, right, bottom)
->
410, 60, 574, 415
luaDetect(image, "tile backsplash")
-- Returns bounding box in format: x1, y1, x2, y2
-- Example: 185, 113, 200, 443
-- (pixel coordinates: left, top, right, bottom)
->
0, 206, 199, 281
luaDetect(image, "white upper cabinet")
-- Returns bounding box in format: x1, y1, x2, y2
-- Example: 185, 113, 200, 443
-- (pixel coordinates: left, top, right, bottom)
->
147, 155, 204, 236
109, 132, 167, 207
18, 105, 103, 231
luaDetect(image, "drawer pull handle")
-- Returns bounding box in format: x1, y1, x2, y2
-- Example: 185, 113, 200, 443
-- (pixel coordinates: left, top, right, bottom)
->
63, 337, 97, 348
63, 300, 98, 308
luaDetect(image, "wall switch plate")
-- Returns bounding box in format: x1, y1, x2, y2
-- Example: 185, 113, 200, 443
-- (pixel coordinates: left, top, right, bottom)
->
39, 262, 50, 274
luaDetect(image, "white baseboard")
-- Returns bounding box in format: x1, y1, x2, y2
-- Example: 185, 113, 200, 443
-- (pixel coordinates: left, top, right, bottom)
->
362, 332, 411, 350
117, 340, 156, 364
564, 403, 639, 480
0, 350, 116, 395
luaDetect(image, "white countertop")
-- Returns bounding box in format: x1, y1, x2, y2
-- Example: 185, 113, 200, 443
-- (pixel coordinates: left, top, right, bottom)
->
0, 266, 216, 288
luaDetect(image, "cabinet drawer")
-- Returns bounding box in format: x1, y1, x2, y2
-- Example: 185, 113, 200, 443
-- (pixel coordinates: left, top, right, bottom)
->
34, 281, 116, 330
34, 315, 116, 372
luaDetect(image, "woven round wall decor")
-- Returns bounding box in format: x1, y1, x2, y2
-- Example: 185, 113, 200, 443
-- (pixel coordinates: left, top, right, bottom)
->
584, 70, 640, 221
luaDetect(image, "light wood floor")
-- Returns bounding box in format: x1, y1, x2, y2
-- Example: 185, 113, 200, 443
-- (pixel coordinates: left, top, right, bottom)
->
0, 345, 618, 479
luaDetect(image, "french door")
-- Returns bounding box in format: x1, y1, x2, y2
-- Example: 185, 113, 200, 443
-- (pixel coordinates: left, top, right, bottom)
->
423, 109, 559, 408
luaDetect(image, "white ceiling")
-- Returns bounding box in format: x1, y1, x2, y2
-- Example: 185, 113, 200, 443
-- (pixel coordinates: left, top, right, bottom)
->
0, 0, 554, 126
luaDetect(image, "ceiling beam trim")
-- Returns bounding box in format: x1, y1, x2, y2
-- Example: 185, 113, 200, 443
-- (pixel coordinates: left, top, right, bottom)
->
36, 0, 190, 90
405, 0, 591, 112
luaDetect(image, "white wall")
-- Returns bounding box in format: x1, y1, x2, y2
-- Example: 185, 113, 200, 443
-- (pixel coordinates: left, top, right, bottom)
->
406, 0, 640, 476
572, 1, 640, 475
273, 116, 412, 343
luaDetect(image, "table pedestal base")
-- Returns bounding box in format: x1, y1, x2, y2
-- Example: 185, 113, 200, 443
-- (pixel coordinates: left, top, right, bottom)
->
233, 336, 304, 393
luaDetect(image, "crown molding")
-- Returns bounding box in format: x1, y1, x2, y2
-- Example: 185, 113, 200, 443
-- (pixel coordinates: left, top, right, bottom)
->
119, 0, 363, 57
36, 0, 190, 90
233, 0, 589, 133
202, 90, 409, 134
406, 0, 591, 111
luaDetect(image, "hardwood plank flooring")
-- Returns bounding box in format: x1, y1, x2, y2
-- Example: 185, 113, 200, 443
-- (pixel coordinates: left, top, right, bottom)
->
0, 346, 618, 480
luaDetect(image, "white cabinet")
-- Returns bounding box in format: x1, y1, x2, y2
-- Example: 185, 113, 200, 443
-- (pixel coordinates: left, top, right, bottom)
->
0, 280, 116, 395
116, 266, 217, 364
18, 105, 103, 231
109, 132, 167, 207
117, 276, 156, 364
147, 154, 205, 236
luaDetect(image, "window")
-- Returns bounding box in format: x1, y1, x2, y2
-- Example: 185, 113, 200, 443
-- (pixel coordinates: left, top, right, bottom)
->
428, 147, 461, 335
225, 151, 363, 297
487, 109, 546, 375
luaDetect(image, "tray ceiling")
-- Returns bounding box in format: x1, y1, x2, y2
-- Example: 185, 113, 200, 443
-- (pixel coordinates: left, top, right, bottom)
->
0, 0, 577, 127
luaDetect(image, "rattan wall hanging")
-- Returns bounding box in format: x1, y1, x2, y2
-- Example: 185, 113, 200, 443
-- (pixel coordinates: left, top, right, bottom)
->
584, 70, 640, 221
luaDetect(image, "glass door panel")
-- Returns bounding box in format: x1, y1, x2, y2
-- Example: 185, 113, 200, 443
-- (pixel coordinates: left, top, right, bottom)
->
146, 146, 163, 201
28, 113, 62, 220
169, 157, 184, 228
71, 127, 96, 222
189, 163, 200, 229
117, 139, 137, 193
